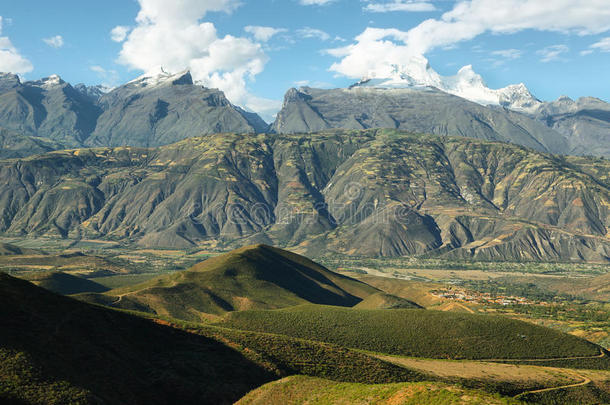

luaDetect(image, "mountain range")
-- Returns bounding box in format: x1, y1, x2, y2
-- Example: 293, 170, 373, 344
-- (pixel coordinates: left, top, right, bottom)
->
0, 66, 609, 158
0, 70, 266, 153
0, 129, 607, 261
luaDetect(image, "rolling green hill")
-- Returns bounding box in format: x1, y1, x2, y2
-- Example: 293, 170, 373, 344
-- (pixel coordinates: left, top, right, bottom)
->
80, 245, 379, 321
353, 292, 423, 309
220, 304, 603, 361
0, 273, 280, 405
0, 242, 38, 256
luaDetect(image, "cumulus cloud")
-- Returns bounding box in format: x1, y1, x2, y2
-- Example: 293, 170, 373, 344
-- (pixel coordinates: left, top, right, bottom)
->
244, 26, 287, 42
43, 35, 64, 48
537, 44, 569, 62
0, 16, 33, 74
110, 26, 130, 42
363, 1, 436, 13
328, 0, 610, 79
114, 0, 278, 118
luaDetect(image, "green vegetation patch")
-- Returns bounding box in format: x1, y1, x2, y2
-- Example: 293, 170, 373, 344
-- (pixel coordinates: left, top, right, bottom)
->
235, 375, 522, 405
220, 304, 601, 360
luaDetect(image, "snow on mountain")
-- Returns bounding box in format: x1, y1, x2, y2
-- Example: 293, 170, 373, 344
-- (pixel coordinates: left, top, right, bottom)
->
26, 74, 65, 89
351, 55, 542, 113
127, 67, 193, 88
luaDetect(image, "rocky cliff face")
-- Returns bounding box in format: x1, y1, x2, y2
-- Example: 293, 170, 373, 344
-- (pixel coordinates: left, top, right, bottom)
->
0, 129, 608, 262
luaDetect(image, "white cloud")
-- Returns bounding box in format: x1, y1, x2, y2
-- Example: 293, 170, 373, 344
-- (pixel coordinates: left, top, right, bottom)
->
110, 26, 130, 42
244, 26, 287, 42
328, 0, 610, 79
363, 1, 436, 13
537, 44, 569, 62
43, 35, 64, 48
115, 0, 278, 117
297, 27, 331, 41
589, 36, 610, 52
0, 16, 33, 74
299, 0, 334, 5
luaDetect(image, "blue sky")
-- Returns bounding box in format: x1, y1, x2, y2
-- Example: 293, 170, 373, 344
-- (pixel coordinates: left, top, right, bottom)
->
1, 0, 610, 121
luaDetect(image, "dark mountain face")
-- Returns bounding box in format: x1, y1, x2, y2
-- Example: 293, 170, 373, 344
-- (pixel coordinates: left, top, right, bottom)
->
0, 71, 267, 153
0, 129, 608, 262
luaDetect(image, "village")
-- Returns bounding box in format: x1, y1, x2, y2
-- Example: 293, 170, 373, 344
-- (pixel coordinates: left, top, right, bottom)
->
430, 287, 545, 306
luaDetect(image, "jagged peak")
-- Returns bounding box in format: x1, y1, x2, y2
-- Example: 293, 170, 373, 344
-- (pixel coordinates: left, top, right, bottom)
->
349, 55, 542, 113
0, 72, 21, 82
127, 67, 193, 88
26, 74, 65, 89
284, 87, 311, 104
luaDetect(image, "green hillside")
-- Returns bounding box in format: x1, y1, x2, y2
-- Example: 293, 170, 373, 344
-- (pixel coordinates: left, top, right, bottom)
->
235, 375, 521, 405
80, 245, 379, 321
220, 304, 603, 361
0, 273, 279, 405
20, 271, 109, 295
0, 242, 38, 256
353, 292, 423, 309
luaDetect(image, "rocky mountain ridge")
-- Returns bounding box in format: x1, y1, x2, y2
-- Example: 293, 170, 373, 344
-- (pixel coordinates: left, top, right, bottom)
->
0, 129, 607, 262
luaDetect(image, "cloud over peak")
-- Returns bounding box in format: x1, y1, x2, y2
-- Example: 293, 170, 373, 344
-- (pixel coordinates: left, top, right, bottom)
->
113, 0, 278, 119
328, 0, 610, 80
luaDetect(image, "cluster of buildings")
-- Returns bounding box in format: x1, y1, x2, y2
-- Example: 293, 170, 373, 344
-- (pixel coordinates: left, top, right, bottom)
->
430, 288, 540, 306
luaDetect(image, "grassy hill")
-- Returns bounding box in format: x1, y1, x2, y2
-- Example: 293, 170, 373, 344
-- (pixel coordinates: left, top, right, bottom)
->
80, 245, 380, 321
235, 375, 521, 405
353, 292, 423, 309
0, 242, 38, 255
219, 304, 603, 361
19, 271, 109, 295
0, 273, 280, 405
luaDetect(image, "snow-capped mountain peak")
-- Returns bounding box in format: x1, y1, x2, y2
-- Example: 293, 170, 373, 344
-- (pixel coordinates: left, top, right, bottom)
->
128, 67, 193, 88
26, 74, 65, 90
351, 55, 541, 113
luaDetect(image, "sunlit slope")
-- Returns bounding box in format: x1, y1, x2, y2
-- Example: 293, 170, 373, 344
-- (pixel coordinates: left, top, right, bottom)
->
235, 375, 521, 405
220, 304, 603, 360
82, 245, 379, 321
